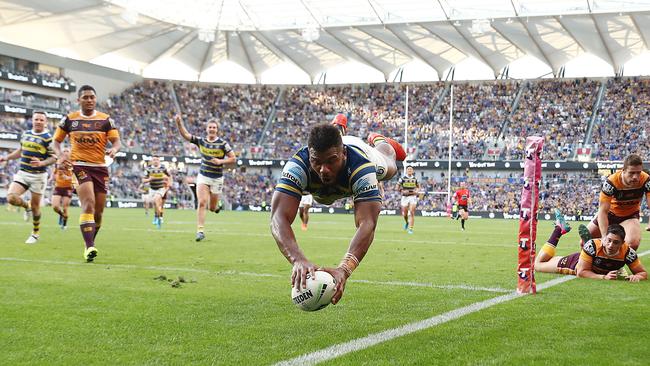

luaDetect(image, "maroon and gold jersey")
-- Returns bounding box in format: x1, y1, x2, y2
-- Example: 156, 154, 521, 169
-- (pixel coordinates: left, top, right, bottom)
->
54, 111, 119, 166
579, 239, 642, 274
600, 170, 650, 217
54, 165, 74, 189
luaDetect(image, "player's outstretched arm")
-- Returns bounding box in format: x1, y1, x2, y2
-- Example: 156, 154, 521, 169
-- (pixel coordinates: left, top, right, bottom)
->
0, 147, 22, 163
174, 114, 193, 142
322, 200, 381, 304
627, 261, 648, 282
576, 259, 617, 280
270, 190, 315, 290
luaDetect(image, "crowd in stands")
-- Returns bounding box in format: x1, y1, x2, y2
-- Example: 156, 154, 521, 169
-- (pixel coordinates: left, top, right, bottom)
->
592, 77, 650, 160
501, 78, 599, 161
412, 82, 518, 160
174, 83, 277, 158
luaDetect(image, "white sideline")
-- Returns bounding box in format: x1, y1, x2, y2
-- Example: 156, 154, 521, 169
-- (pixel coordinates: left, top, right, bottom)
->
0, 257, 510, 293
274, 249, 650, 366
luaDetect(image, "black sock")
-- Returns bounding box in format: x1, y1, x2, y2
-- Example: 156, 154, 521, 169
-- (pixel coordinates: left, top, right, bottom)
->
461, 219, 465, 229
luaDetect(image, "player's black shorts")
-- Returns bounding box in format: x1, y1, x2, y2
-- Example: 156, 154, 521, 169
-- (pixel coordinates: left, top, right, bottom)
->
458, 204, 468, 211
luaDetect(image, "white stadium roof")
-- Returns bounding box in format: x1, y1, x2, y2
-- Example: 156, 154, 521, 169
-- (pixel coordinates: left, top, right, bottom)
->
2, 0, 650, 83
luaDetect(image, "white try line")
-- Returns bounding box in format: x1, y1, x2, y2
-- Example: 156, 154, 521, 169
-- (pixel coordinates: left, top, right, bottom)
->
0, 257, 511, 293
273, 250, 650, 366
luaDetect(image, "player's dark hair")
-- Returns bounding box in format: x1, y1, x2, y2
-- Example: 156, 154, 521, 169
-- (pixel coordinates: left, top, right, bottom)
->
78, 84, 96, 97
606, 224, 626, 241
308, 124, 343, 153
405, 165, 413, 169
31, 110, 47, 118
623, 154, 643, 169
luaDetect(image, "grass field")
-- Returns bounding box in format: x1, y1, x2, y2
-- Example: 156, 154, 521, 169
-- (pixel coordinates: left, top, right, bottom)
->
1, 207, 649, 365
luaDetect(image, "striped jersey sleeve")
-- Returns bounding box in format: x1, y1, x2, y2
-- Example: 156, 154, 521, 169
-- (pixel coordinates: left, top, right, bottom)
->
349, 161, 381, 203
275, 148, 309, 200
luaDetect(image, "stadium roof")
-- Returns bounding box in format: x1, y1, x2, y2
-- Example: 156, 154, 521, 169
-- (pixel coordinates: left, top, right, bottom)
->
2, 0, 650, 83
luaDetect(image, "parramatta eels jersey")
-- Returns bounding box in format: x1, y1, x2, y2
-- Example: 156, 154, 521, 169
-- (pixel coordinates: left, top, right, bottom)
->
145, 165, 170, 190
398, 174, 418, 196
19, 130, 54, 174
580, 239, 642, 274
275, 145, 382, 205
190, 135, 232, 179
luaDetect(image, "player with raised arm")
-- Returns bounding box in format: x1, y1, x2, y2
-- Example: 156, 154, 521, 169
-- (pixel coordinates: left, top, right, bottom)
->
52, 85, 121, 262
587, 154, 650, 250
397, 165, 419, 234
0, 111, 57, 243
51, 147, 74, 229
175, 114, 236, 241
271, 123, 406, 305
536, 209, 647, 281
454, 181, 470, 231
144, 156, 171, 229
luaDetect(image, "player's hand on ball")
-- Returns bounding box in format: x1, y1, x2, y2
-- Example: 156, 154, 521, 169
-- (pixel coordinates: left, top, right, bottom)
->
291, 259, 317, 290
320, 267, 348, 305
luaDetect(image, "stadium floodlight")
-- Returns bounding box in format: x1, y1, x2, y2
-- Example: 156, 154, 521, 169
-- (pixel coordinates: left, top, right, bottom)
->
198, 29, 215, 42
470, 19, 490, 35
301, 27, 320, 42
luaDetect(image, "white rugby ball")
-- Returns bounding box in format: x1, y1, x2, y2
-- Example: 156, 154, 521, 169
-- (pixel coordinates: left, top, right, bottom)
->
291, 270, 337, 312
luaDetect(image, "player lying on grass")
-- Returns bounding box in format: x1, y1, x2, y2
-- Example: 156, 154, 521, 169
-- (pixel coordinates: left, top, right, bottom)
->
271, 120, 406, 305
535, 209, 647, 281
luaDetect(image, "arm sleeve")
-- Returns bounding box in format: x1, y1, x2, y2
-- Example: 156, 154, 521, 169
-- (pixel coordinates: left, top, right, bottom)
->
189, 135, 199, 145
224, 141, 233, 154
625, 247, 642, 269
53, 117, 69, 142
599, 180, 616, 203
579, 240, 597, 264
274, 154, 308, 200
349, 163, 382, 203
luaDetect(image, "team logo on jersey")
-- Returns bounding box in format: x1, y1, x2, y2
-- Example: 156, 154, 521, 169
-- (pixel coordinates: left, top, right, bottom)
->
601, 181, 615, 196
72, 121, 78, 128
644, 179, 650, 192
582, 240, 596, 256
376, 167, 385, 176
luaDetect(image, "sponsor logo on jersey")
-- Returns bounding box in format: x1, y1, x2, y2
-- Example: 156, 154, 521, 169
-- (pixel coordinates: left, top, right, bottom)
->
602, 181, 615, 196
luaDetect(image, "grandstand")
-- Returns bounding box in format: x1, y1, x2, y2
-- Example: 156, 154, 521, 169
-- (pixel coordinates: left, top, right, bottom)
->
1, 1, 650, 365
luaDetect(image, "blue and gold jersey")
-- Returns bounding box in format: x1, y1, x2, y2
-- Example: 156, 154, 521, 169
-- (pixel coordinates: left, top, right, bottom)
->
398, 174, 418, 195
275, 145, 382, 205
190, 135, 233, 179
145, 165, 170, 190
19, 130, 54, 174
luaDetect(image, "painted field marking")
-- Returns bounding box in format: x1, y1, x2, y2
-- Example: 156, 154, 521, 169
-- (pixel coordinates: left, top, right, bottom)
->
274, 249, 650, 366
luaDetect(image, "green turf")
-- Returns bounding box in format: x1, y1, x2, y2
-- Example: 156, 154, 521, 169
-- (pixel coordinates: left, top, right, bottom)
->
1, 207, 648, 365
